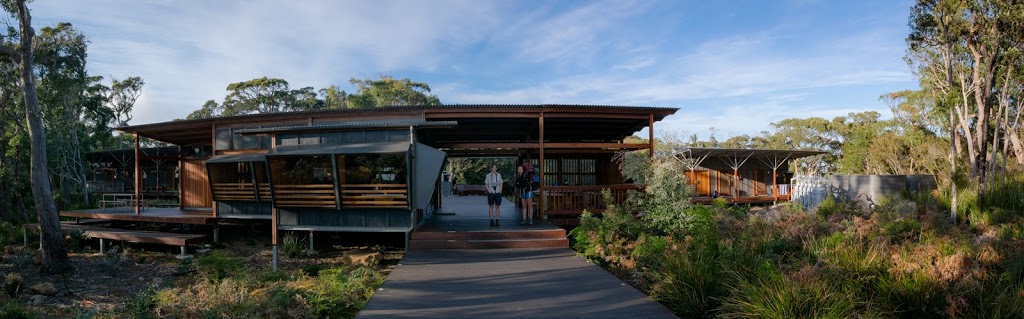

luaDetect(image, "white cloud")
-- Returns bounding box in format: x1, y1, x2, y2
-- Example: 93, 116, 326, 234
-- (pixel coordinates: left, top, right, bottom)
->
26, 0, 917, 138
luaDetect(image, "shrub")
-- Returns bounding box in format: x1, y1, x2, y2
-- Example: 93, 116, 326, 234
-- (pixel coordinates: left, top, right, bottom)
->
3, 272, 22, 297
874, 270, 956, 318
648, 238, 727, 318
719, 270, 856, 319
0, 221, 22, 246
119, 289, 156, 319
815, 195, 841, 219
303, 267, 385, 318
0, 300, 34, 319
66, 228, 87, 253
282, 232, 308, 258
195, 250, 244, 283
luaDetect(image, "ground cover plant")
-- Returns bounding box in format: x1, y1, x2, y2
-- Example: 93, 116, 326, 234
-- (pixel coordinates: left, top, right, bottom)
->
570, 152, 1024, 318
0, 225, 400, 318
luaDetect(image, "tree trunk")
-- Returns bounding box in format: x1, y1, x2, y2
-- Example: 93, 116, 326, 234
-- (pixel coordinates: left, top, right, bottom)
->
9, 0, 70, 273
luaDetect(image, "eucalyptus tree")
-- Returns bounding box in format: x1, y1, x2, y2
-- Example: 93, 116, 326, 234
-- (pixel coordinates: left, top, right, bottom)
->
347, 74, 441, 108
908, 0, 1024, 220
0, 0, 71, 273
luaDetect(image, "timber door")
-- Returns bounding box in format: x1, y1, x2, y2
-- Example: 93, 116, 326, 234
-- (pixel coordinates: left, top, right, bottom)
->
685, 170, 711, 196
181, 159, 213, 209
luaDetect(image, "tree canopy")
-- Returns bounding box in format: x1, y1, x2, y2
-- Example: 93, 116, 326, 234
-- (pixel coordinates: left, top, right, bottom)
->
185, 74, 441, 119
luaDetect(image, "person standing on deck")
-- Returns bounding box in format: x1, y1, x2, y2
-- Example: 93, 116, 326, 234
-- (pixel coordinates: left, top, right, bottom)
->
515, 165, 534, 225
485, 164, 503, 227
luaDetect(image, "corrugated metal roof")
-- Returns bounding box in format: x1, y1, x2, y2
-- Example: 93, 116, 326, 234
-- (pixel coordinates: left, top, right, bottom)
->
234, 121, 456, 135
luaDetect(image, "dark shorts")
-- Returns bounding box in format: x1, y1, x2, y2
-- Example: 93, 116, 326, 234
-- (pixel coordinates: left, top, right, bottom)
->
487, 193, 502, 206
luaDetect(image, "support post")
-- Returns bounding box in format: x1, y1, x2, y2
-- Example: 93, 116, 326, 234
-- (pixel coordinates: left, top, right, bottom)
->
538, 112, 545, 220
213, 226, 220, 243
99, 238, 106, 254
308, 231, 314, 252
733, 168, 739, 199
271, 206, 279, 271
22, 230, 27, 247
134, 133, 142, 214
272, 245, 279, 272
772, 168, 778, 202
649, 113, 655, 159
179, 246, 188, 259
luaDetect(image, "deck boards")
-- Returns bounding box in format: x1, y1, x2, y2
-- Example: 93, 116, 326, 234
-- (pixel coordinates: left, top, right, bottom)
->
24, 222, 205, 246
59, 207, 216, 225
361, 195, 676, 318
357, 248, 677, 319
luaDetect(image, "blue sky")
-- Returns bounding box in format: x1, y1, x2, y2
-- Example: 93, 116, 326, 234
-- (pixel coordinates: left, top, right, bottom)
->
31, 0, 917, 140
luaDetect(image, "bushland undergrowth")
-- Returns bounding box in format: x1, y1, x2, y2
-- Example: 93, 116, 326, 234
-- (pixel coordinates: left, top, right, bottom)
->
570, 153, 1024, 318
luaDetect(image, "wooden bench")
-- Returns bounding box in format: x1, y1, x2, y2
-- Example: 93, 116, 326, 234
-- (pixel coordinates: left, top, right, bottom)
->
23, 222, 205, 257
455, 185, 488, 196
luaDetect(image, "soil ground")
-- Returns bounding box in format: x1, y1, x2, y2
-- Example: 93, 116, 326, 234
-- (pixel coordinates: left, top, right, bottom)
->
0, 222, 405, 318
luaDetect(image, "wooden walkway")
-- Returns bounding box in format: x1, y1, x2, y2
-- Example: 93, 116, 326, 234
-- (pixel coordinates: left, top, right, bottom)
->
60, 207, 216, 225
357, 248, 676, 318
359, 195, 676, 318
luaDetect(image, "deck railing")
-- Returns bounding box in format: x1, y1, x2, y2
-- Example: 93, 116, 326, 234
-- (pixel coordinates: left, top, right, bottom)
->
543, 184, 641, 216
273, 184, 336, 208
212, 182, 257, 201
341, 184, 408, 209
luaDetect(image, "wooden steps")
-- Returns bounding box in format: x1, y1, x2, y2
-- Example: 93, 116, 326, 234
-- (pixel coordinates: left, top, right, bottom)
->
408, 227, 568, 250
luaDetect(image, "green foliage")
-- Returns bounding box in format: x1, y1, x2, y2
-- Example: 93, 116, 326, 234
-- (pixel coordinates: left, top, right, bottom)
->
0, 299, 34, 319
612, 150, 650, 184
65, 228, 87, 253
282, 232, 308, 258
3, 272, 22, 297
720, 271, 856, 319
874, 271, 953, 318
195, 250, 245, 283
0, 220, 21, 245
118, 289, 156, 319
815, 195, 840, 219
304, 267, 385, 318
152, 265, 384, 319
648, 238, 728, 318
347, 74, 441, 108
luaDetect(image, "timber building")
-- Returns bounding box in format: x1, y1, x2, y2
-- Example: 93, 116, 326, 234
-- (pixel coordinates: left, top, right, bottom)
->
63, 105, 822, 261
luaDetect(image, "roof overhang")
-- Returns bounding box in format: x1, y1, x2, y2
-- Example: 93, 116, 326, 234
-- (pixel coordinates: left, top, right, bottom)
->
683, 148, 826, 160
206, 153, 268, 164
267, 141, 411, 156
116, 104, 678, 146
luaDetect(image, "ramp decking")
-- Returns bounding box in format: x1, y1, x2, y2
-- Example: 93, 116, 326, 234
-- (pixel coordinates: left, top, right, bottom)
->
357, 248, 676, 319
360, 195, 676, 318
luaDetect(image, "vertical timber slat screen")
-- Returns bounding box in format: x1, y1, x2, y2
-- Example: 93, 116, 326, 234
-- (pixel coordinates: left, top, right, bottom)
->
181, 159, 212, 208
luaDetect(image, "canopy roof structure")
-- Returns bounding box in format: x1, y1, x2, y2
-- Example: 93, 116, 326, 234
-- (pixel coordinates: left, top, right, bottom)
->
117, 104, 678, 147
680, 147, 827, 172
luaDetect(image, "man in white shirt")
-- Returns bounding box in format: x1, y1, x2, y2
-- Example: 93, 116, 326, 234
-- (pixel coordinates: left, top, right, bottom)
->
485, 164, 503, 227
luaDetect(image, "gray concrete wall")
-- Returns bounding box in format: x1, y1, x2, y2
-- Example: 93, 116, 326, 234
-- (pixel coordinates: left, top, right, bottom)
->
829, 174, 937, 205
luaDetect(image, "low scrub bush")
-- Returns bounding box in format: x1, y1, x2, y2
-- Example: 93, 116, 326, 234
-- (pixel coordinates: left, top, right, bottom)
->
648, 238, 728, 318
152, 266, 384, 319
0, 221, 22, 246
0, 300, 34, 319
3, 272, 22, 297
282, 232, 308, 258
195, 250, 245, 283
720, 270, 856, 319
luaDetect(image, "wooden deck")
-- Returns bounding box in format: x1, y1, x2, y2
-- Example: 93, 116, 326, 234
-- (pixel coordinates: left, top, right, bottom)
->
413, 195, 568, 249
25, 222, 205, 247
59, 207, 216, 225
356, 248, 677, 318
